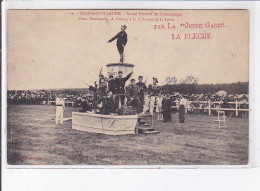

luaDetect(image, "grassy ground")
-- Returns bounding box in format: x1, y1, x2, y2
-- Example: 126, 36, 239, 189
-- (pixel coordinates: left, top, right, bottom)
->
7, 105, 249, 165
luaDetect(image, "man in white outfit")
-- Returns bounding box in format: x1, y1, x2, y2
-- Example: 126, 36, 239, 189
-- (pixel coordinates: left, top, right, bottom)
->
56, 96, 65, 125
142, 91, 150, 114
156, 92, 163, 120
142, 77, 159, 116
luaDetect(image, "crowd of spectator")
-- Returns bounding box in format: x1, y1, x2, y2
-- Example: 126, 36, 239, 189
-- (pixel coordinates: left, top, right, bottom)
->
7, 90, 92, 106
7, 89, 249, 117
168, 92, 249, 117
8, 90, 49, 105
181, 93, 248, 103
8, 90, 248, 106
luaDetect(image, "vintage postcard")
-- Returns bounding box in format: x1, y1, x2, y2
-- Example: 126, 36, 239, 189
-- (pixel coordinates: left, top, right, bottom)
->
7, 9, 249, 166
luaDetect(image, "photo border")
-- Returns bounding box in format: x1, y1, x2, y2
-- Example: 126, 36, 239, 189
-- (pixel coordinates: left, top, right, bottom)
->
2, 0, 257, 169
2, 1, 259, 178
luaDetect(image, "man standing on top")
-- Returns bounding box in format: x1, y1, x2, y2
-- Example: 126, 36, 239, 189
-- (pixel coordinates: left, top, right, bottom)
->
136, 76, 147, 112
114, 70, 133, 110
107, 25, 128, 63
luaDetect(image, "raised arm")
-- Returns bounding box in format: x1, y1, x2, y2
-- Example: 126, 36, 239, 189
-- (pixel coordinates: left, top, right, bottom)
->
108, 33, 119, 43
123, 71, 133, 82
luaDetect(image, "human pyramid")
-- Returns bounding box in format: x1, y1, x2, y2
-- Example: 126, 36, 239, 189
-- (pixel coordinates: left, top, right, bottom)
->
87, 71, 169, 119
81, 24, 174, 123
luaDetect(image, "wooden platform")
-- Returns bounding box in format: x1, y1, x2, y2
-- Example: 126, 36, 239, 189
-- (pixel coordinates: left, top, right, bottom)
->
72, 112, 138, 135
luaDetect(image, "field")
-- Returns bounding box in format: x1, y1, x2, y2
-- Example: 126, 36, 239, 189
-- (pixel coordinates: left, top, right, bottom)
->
7, 105, 249, 165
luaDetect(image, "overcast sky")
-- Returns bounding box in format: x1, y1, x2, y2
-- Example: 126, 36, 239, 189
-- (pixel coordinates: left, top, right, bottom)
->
7, 10, 249, 90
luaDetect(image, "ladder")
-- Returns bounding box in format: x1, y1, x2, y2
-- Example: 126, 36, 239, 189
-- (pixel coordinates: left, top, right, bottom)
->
214, 110, 226, 129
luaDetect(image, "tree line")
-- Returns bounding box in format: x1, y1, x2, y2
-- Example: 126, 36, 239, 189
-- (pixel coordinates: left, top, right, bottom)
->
163, 75, 248, 95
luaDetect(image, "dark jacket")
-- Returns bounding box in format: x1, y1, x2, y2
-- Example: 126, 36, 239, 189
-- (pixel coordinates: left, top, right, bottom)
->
162, 97, 172, 122
136, 82, 147, 96
148, 84, 160, 96
126, 83, 139, 99
114, 73, 132, 94
96, 82, 107, 97
108, 79, 116, 94
108, 31, 128, 46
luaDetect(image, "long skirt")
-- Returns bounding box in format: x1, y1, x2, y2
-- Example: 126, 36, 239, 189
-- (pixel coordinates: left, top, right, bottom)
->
179, 105, 185, 123
163, 109, 172, 123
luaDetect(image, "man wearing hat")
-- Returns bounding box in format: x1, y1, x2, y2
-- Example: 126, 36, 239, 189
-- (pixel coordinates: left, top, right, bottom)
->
126, 79, 141, 113
136, 76, 147, 112
107, 74, 115, 94
114, 70, 133, 110
96, 78, 107, 98
108, 25, 128, 63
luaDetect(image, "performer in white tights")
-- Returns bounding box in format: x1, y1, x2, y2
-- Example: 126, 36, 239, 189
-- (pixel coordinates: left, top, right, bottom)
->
55, 96, 65, 125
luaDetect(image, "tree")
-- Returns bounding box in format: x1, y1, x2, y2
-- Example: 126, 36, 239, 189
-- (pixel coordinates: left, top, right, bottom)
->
182, 75, 199, 84
179, 78, 185, 84
165, 76, 178, 84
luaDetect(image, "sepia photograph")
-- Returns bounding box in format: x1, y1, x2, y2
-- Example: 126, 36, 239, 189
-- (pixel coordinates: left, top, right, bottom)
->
7, 9, 249, 166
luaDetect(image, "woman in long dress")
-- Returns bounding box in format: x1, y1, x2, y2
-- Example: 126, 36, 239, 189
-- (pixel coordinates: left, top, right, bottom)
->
179, 96, 186, 123
162, 94, 172, 123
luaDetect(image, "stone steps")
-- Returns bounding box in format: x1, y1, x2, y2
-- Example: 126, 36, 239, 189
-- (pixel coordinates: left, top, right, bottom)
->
140, 131, 160, 135
137, 114, 160, 134
137, 123, 160, 134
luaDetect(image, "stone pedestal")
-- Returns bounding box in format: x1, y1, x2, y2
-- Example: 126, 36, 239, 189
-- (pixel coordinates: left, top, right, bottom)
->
106, 63, 135, 77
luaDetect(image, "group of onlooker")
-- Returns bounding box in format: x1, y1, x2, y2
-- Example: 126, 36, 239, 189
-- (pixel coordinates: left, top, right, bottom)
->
7, 90, 49, 105
7, 89, 249, 118
169, 93, 249, 118
7, 90, 90, 106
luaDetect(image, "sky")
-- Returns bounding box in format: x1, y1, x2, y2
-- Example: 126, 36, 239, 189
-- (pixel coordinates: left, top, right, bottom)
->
7, 10, 249, 90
